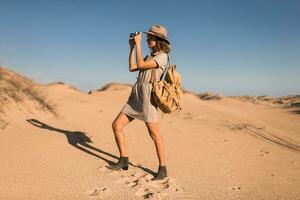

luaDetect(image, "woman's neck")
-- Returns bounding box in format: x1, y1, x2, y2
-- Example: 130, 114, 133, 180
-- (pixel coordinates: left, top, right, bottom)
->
151, 49, 160, 56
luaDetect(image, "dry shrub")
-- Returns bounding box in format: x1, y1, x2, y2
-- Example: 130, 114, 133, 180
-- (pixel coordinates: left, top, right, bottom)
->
0, 67, 57, 116
23, 83, 57, 114
198, 92, 224, 100
0, 99, 8, 129
0, 118, 9, 129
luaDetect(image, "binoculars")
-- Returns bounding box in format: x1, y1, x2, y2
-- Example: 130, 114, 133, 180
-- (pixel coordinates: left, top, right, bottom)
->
129, 32, 140, 39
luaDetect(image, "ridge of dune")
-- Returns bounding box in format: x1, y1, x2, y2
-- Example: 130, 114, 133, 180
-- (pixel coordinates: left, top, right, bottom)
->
47, 81, 82, 92
88, 82, 133, 94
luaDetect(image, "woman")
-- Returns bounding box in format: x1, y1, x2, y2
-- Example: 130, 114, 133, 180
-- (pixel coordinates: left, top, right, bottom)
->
109, 25, 170, 181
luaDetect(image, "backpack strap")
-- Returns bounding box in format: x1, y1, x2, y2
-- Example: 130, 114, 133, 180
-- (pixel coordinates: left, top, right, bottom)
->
150, 54, 170, 83
161, 55, 170, 81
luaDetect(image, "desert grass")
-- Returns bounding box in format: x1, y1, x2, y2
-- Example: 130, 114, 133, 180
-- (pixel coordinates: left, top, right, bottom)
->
198, 92, 224, 100
0, 117, 9, 129
0, 67, 57, 116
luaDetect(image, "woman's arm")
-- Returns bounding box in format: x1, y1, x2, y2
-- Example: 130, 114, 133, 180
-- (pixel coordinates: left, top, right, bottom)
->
134, 33, 158, 70
129, 39, 138, 72
129, 48, 139, 72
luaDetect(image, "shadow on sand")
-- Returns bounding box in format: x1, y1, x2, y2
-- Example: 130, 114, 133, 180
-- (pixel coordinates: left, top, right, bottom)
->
26, 118, 155, 176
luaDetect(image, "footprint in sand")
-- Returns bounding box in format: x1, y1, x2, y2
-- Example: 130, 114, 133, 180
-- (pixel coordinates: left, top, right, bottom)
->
117, 170, 148, 187
259, 149, 270, 157
115, 169, 183, 199
135, 187, 156, 199
135, 179, 182, 199
184, 116, 193, 120
97, 166, 108, 172
230, 186, 242, 191
97, 164, 184, 199
85, 186, 110, 197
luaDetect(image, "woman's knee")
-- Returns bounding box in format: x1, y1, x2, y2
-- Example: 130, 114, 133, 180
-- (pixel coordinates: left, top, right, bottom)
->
112, 120, 122, 132
112, 112, 133, 132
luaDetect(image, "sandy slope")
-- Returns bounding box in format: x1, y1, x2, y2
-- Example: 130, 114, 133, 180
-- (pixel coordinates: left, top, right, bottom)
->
0, 83, 299, 200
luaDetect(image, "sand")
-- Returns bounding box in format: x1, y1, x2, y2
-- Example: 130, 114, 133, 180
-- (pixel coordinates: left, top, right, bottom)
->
0, 82, 300, 200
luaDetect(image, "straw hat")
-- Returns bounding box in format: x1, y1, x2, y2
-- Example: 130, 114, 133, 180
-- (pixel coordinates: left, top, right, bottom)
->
143, 24, 170, 45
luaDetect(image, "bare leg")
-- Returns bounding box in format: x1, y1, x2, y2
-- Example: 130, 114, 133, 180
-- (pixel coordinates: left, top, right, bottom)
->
112, 112, 134, 157
145, 121, 166, 166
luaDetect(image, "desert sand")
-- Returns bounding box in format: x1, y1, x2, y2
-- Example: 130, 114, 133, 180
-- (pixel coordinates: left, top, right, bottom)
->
0, 67, 299, 199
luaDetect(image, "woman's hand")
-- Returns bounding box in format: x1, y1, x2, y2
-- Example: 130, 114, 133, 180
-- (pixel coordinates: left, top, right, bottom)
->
129, 39, 135, 49
134, 32, 142, 44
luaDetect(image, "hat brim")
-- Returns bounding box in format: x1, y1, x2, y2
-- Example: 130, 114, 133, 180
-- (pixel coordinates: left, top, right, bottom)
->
143, 31, 170, 45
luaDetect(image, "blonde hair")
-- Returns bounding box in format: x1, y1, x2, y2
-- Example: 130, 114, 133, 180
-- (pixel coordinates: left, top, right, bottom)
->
155, 38, 171, 54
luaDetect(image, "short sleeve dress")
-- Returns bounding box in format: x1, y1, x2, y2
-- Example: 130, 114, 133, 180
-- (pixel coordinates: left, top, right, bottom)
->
121, 52, 169, 122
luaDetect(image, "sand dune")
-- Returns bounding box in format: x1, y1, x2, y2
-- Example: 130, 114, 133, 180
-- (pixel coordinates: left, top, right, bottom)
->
0, 67, 299, 199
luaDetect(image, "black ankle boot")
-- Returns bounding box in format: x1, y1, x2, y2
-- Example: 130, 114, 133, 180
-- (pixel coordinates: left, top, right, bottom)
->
107, 156, 129, 170
152, 166, 167, 181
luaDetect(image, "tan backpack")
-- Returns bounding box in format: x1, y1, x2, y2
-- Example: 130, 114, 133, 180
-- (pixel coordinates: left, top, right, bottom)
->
150, 57, 183, 113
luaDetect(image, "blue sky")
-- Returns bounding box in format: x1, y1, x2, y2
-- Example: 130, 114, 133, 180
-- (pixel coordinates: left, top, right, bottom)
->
0, 0, 299, 97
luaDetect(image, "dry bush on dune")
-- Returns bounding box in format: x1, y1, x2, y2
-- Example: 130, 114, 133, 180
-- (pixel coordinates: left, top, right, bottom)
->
0, 103, 8, 129
278, 95, 300, 107
181, 88, 197, 95
290, 102, 300, 107
257, 95, 275, 101
0, 118, 9, 129
229, 95, 259, 104
0, 67, 57, 116
198, 92, 224, 100
228, 94, 300, 107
